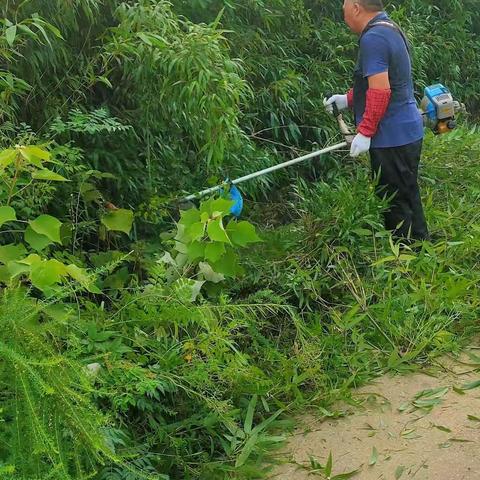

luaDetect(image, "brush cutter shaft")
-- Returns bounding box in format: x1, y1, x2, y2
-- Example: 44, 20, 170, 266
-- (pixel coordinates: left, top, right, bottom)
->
184, 141, 347, 202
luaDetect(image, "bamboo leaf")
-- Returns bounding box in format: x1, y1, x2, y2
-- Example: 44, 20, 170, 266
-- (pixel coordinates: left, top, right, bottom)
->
235, 433, 258, 468
325, 452, 333, 478
460, 379, 480, 391
244, 395, 257, 435
5, 25, 17, 46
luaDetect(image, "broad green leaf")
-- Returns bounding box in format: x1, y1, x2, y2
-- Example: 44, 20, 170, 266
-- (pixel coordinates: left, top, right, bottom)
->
212, 248, 240, 277
101, 209, 134, 235
179, 208, 200, 227
0, 206, 17, 228
207, 218, 230, 243
198, 262, 225, 283
0, 149, 16, 169
210, 197, 234, 216
66, 264, 89, 284
227, 221, 261, 247
244, 395, 258, 435
186, 241, 205, 261
7, 260, 30, 278
43, 304, 72, 322
174, 241, 188, 254
25, 225, 53, 251
0, 244, 26, 264
26, 145, 50, 161
19, 146, 43, 166
185, 221, 205, 241
60, 223, 73, 246
204, 242, 225, 263
0, 266, 11, 283
5, 25, 17, 46
30, 215, 62, 243
18, 254, 42, 266
30, 259, 67, 290
174, 223, 187, 242
32, 168, 68, 182
200, 197, 233, 217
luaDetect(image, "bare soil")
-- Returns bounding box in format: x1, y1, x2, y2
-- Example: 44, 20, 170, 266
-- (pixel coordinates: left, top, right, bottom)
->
270, 349, 480, 480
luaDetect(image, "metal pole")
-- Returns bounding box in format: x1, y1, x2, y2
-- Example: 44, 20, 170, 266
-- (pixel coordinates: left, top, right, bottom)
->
183, 141, 347, 202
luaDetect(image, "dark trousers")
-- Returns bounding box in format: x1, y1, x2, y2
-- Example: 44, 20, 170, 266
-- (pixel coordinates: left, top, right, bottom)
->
369, 139, 429, 241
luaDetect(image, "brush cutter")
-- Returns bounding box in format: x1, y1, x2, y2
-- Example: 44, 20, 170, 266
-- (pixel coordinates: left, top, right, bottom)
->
183, 101, 352, 217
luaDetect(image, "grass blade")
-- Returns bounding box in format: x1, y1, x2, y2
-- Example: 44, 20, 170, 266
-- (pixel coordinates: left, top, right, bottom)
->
460, 379, 480, 391
325, 452, 333, 478
244, 395, 257, 434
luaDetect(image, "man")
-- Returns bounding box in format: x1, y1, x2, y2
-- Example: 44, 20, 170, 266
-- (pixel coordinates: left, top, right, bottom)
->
324, 0, 429, 241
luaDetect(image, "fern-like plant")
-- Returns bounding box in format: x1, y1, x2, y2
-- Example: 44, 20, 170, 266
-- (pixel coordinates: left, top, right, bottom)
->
0, 288, 113, 479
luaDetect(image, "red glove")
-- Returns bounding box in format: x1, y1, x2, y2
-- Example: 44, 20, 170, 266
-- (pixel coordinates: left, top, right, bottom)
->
357, 88, 392, 137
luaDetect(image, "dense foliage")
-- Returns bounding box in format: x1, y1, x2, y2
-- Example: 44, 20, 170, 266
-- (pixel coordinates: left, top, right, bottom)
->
0, 1, 479, 479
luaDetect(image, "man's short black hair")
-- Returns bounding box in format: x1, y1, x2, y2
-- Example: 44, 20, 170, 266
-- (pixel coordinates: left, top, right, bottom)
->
358, 0, 384, 11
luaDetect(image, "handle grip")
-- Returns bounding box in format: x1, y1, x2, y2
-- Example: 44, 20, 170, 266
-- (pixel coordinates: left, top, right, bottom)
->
326, 92, 340, 117
326, 92, 354, 144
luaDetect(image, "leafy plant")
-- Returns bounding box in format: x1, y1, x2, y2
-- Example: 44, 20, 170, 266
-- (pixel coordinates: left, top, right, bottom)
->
160, 195, 261, 297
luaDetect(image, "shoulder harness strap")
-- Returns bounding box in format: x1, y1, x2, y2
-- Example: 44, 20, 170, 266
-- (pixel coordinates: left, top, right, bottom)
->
362, 20, 411, 55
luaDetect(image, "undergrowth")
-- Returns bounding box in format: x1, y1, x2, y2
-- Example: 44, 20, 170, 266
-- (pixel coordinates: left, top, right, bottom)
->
0, 1, 479, 479
1, 127, 479, 479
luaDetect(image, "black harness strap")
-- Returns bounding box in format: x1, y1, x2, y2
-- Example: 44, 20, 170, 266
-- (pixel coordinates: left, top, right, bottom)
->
361, 20, 411, 56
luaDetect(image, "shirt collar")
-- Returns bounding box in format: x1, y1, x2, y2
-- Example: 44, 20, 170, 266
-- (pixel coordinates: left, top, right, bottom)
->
367, 11, 389, 27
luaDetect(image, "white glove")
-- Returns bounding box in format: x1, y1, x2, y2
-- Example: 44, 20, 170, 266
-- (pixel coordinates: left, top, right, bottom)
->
323, 94, 348, 114
350, 133, 371, 157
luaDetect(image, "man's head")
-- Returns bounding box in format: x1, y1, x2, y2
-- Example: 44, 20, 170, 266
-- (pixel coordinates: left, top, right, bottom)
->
343, 0, 384, 34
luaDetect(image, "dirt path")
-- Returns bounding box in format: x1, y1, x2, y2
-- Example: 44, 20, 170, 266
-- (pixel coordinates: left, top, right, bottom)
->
270, 349, 480, 480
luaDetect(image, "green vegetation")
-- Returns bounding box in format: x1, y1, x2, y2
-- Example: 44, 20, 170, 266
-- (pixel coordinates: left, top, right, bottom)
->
0, 1, 479, 479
